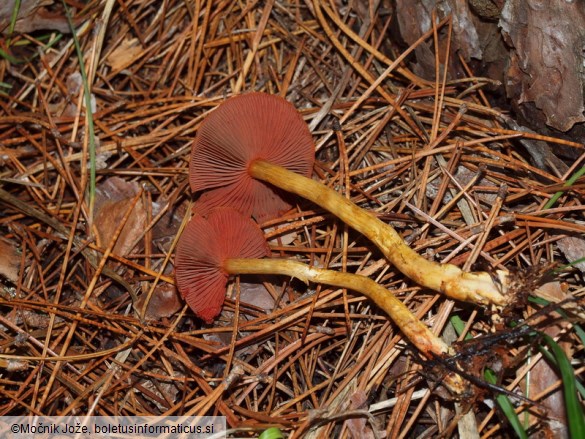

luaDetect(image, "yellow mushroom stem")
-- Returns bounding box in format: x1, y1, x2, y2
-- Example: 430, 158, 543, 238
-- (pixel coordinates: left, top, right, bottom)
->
250, 159, 509, 306
224, 257, 467, 395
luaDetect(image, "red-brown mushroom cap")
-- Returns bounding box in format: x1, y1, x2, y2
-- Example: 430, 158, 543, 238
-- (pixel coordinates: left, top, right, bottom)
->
190, 92, 315, 221
174, 208, 271, 323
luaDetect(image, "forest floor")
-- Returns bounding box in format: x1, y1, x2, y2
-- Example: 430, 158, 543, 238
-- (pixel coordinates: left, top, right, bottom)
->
0, 1, 583, 438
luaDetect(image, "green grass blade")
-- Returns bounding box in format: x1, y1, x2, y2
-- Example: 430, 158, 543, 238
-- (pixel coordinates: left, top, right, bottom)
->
451, 316, 529, 438
484, 368, 528, 438
0, 32, 63, 65
0, 47, 22, 63
544, 165, 585, 209
525, 298, 585, 403
528, 296, 585, 348
538, 341, 585, 401
62, 1, 96, 217
540, 334, 585, 438
573, 325, 585, 353
450, 315, 471, 340
7, 0, 21, 44
259, 427, 285, 439
553, 256, 585, 273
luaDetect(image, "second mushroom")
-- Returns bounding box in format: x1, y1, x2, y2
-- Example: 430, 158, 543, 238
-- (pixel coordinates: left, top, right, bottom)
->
175, 207, 467, 395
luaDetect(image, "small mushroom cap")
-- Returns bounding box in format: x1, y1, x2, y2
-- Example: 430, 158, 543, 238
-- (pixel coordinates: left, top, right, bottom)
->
190, 92, 314, 221
174, 208, 271, 323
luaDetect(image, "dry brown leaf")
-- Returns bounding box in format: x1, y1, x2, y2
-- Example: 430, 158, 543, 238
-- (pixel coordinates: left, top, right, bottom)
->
557, 236, 585, 274
0, 237, 20, 283
344, 390, 376, 439
0, 0, 70, 34
238, 282, 276, 313
93, 177, 146, 257
266, 226, 298, 246
151, 200, 187, 243
201, 282, 275, 359
106, 38, 143, 74
135, 284, 182, 320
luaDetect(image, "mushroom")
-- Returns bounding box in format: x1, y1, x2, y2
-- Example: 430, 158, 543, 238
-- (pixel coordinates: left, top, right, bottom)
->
190, 93, 314, 222
190, 93, 510, 306
175, 207, 466, 394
